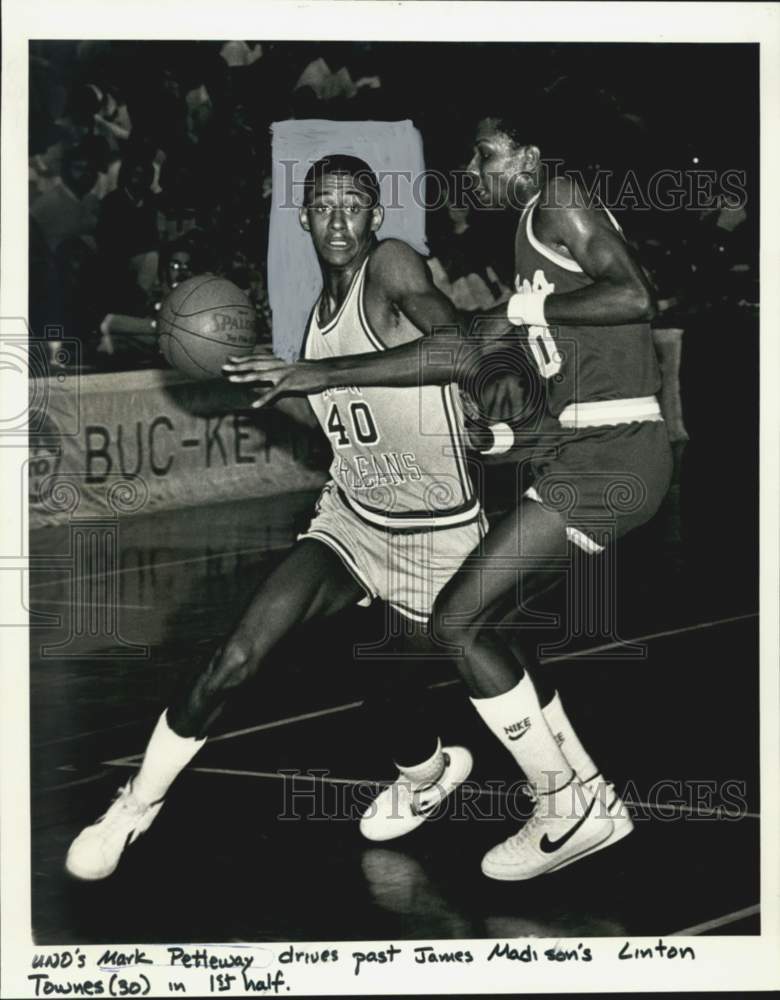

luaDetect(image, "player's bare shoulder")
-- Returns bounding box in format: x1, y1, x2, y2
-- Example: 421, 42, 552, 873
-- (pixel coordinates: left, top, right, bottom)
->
536, 174, 615, 259
367, 238, 431, 298
364, 239, 434, 347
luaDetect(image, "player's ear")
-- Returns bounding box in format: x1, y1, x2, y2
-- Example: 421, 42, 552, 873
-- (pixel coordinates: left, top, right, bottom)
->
299, 206, 311, 232
520, 145, 541, 172
370, 204, 384, 231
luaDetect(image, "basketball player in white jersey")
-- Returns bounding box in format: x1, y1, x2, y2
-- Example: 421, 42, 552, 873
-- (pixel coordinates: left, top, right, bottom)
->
65, 155, 497, 880
228, 109, 673, 882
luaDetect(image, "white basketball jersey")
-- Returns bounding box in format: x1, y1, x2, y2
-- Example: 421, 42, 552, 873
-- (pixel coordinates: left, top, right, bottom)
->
302, 254, 478, 529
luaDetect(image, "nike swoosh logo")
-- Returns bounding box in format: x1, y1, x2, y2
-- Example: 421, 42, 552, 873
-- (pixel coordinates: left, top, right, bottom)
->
506, 730, 528, 741
539, 796, 596, 853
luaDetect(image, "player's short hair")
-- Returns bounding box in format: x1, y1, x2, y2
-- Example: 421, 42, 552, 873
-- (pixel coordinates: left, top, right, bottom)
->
483, 84, 600, 168
482, 97, 562, 158
303, 155, 381, 208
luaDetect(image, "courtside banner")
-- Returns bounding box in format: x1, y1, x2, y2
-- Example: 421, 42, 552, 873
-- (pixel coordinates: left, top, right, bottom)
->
28, 369, 330, 528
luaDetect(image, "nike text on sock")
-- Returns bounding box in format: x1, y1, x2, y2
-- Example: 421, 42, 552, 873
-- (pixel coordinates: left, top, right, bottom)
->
542, 692, 599, 780
470, 675, 573, 795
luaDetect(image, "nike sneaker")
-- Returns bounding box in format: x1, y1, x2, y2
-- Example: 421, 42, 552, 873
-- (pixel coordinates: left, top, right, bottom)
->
481, 778, 614, 881
360, 745, 473, 842
65, 781, 164, 880
584, 773, 634, 846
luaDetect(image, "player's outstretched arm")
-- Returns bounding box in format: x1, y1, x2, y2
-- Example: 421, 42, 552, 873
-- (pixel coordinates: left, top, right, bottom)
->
224, 240, 514, 406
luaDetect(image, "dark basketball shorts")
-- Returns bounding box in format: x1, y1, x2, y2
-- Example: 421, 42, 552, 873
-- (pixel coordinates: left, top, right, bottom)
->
526, 419, 674, 554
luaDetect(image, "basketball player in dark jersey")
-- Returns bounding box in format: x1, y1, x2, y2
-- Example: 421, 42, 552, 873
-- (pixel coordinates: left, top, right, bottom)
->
236, 116, 673, 880
65, 155, 499, 880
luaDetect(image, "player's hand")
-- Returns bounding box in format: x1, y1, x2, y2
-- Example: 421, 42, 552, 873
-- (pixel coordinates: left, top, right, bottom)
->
222, 346, 280, 385
222, 354, 330, 407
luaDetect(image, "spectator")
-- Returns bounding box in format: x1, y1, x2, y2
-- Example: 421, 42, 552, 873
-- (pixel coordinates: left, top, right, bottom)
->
53, 235, 104, 365
157, 230, 212, 296
220, 41, 264, 68
291, 51, 383, 117
92, 85, 133, 147
128, 65, 188, 163
96, 230, 219, 368
96, 154, 161, 309
67, 82, 130, 145
428, 201, 510, 312
157, 161, 200, 242
30, 141, 100, 252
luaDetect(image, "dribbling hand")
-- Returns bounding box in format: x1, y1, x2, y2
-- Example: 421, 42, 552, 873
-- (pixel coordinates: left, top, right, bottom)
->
222, 353, 330, 408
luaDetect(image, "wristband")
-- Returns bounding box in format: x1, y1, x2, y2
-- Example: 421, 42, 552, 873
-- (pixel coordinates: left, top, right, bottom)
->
507, 288, 550, 329
481, 421, 514, 456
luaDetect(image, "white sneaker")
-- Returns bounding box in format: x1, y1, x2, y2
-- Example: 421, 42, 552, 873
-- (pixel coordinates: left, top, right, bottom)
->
481, 779, 614, 881
360, 746, 473, 842
584, 773, 634, 847
65, 781, 164, 880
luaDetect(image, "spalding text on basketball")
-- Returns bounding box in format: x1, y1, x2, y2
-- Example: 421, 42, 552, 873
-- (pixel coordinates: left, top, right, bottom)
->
204, 311, 256, 342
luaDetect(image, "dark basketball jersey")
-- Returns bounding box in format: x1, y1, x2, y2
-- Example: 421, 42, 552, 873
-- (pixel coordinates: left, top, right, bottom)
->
514, 192, 661, 418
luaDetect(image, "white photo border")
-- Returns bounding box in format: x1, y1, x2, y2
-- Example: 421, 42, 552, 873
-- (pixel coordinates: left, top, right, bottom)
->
2, 1, 779, 995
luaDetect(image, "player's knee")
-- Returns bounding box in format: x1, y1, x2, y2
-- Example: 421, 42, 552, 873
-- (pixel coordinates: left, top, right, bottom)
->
433, 592, 479, 655
206, 638, 259, 693
437, 620, 477, 657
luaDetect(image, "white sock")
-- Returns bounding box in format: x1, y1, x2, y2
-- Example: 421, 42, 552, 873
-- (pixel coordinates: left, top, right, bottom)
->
542, 692, 600, 782
470, 675, 573, 795
395, 739, 445, 785
131, 710, 206, 805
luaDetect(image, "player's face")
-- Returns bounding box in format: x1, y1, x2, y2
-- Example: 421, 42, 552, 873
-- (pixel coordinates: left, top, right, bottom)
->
467, 119, 537, 209
300, 173, 383, 267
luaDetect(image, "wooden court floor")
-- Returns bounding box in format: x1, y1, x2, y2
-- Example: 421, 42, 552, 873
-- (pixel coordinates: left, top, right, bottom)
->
29, 487, 760, 943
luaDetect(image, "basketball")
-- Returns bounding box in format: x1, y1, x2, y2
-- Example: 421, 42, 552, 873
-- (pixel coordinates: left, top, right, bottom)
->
158, 274, 258, 379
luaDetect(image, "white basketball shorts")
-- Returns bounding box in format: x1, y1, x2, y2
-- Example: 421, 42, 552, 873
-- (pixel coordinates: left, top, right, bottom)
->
299, 481, 486, 623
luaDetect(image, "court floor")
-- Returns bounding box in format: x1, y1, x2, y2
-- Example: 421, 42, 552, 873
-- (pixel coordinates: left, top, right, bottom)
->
29, 483, 760, 944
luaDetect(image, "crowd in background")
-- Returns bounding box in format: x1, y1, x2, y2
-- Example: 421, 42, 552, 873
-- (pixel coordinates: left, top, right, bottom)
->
29, 39, 758, 379
27, 40, 759, 604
